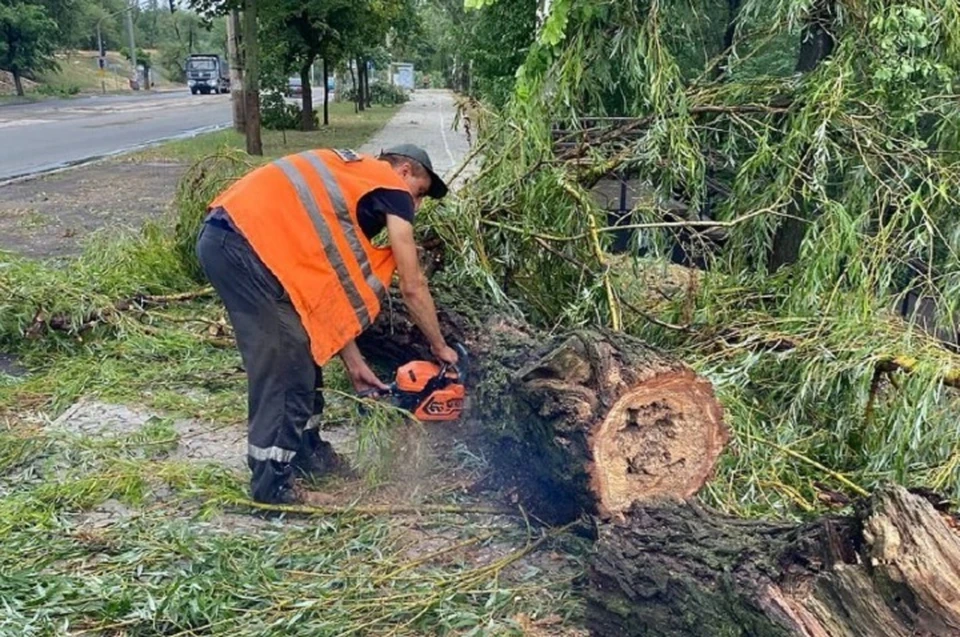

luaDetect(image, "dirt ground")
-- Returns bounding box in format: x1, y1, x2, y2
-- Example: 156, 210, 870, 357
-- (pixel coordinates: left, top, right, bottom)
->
0, 159, 185, 259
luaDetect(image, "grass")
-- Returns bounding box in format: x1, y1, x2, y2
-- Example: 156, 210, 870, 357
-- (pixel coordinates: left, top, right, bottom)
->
0, 225, 586, 634
0, 92, 586, 630
130, 103, 402, 164
33, 50, 180, 96
0, 417, 584, 635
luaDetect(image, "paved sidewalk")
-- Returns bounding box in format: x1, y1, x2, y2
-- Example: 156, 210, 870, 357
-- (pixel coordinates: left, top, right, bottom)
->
359, 89, 471, 185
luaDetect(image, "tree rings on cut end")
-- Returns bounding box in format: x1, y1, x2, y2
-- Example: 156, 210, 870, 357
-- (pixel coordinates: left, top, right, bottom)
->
588, 370, 727, 519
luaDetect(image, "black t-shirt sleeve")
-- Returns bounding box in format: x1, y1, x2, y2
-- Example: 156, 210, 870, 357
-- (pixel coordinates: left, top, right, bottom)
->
356, 188, 415, 240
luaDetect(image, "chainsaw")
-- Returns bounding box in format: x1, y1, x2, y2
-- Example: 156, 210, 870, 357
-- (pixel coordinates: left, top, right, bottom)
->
358, 344, 468, 422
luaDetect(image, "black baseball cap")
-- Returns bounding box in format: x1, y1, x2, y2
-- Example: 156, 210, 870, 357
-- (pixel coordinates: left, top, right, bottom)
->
380, 144, 449, 199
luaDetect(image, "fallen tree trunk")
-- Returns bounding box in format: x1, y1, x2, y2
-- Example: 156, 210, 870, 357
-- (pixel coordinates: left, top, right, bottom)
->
358, 290, 728, 524
587, 485, 960, 636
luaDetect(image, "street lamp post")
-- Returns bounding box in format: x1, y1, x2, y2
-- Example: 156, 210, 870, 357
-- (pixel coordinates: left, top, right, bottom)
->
95, 4, 140, 94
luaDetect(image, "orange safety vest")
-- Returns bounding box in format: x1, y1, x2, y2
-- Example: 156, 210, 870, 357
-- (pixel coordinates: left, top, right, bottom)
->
211, 149, 410, 365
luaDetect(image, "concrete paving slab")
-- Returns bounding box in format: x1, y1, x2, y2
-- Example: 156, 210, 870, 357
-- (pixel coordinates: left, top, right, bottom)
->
358, 89, 473, 184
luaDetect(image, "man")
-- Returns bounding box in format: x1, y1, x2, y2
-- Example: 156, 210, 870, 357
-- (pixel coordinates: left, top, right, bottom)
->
196, 144, 459, 505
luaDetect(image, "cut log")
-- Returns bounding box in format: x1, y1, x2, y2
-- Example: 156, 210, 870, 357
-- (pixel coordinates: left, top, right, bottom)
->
357, 289, 728, 524
586, 485, 960, 636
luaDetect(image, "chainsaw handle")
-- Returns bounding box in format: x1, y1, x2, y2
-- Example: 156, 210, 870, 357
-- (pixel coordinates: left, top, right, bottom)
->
437, 343, 469, 383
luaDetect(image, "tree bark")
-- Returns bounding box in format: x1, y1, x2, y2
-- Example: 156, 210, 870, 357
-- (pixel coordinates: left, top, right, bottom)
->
300, 60, 314, 131
322, 57, 330, 126
710, 0, 742, 80
357, 289, 728, 524
227, 9, 246, 133
356, 58, 366, 112
349, 62, 359, 113
768, 0, 835, 271
241, 0, 262, 156
12, 69, 24, 97
363, 57, 371, 108
586, 485, 960, 636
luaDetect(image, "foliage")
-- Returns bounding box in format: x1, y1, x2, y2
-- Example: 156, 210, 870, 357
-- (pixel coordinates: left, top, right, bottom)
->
34, 81, 78, 95
0, 1, 58, 95
120, 45, 152, 75
397, 0, 536, 106
172, 150, 254, 282
431, 0, 960, 517
341, 81, 410, 106
260, 90, 318, 130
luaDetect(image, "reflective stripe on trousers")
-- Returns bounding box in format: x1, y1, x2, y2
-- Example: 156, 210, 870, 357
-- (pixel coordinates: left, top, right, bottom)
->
248, 444, 297, 463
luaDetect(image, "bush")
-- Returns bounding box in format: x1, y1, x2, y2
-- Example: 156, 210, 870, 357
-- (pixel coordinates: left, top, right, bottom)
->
342, 83, 410, 106
173, 150, 254, 282
36, 84, 80, 96
260, 91, 318, 130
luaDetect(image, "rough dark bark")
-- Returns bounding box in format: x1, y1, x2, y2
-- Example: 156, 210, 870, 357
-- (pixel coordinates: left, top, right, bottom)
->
363, 58, 371, 108
299, 61, 314, 131
355, 58, 366, 112
12, 69, 24, 97
226, 9, 246, 133
710, 0, 742, 80
795, 0, 836, 73
586, 485, 960, 637
768, 0, 836, 272
349, 63, 358, 113
358, 289, 728, 524
241, 0, 263, 156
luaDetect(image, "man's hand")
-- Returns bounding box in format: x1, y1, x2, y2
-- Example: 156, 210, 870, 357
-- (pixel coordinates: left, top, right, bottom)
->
338, 340, 389, 393
347, 360, 389, 394
432, 344, 459, 365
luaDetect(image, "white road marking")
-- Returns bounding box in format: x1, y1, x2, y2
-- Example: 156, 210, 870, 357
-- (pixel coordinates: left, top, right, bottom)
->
0, 118, 52, 129
437, 99, 455, 171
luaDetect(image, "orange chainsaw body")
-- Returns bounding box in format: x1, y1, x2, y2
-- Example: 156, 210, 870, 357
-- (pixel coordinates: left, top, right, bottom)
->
393, 360, 466, 422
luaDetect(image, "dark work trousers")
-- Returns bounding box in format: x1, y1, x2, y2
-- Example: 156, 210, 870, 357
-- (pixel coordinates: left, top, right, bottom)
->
196, 221, 325, 503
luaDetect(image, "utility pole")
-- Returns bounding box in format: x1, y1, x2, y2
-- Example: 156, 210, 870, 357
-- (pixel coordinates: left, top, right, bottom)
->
96, 22, 106, 94
125, 4, 138, 90
226, 10, 246, 132
241, 0, 263, 155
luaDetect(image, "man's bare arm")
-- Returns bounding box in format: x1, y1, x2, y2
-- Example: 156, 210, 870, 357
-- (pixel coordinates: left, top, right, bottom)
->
386, 214, 458, 364
338, 339, 388, 392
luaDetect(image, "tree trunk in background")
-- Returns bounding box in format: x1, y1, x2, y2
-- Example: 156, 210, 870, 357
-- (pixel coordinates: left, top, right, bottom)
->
349, 62, 359, 113
226, 9, 246, 133
322, 58, 330, 126
300, 61, 314, 131
12, 69, 24, 97
241, 0, 262, 156
768, 0, 835, 271
362, 58, 371, 108
356, 58, 366, 112
357, 288, 728, 525
711, 0, 742, 80
587, 486, 960, 637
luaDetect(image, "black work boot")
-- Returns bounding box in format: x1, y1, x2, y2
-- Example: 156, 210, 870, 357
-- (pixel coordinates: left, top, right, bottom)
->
293, 429, 358, 481
249, 458, 301, 504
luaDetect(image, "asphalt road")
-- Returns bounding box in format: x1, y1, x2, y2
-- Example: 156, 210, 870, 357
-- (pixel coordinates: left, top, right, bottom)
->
0, 91, 231, 182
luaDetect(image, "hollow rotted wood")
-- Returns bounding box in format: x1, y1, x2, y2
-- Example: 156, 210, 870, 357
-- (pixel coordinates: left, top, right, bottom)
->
586, 485, 960, 636
358, 287, 728, 524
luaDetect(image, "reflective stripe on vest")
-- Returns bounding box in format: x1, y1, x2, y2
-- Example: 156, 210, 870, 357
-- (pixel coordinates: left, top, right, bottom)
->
273, 153, 381, 330
298, 152, 386, 303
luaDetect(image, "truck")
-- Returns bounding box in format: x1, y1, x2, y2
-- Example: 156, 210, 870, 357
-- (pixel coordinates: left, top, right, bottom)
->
186, 54, 230, 95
